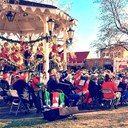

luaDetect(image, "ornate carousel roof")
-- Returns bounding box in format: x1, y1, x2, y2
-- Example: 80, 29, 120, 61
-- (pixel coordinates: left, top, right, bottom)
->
0, 0, 77, 35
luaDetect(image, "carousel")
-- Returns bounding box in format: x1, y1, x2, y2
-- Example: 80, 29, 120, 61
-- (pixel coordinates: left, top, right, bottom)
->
0, 0, 77, 81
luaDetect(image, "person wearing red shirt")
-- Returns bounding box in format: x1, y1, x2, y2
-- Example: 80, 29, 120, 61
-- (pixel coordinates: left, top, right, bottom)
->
102, 74, 118, 99
74, 70, 90, 104
31, 74, 43, 112
31, 76, 42, 89
102, 74, 121, 108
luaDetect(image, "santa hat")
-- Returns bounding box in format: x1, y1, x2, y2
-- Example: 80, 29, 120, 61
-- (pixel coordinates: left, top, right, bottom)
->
74, 71, 82, 79
19, 73, 26, 80
25, 45, 30, 50
3, 73, 10, 79
20, 41, 24, 46
52, 44, 57, 53
58, 44, 64, 54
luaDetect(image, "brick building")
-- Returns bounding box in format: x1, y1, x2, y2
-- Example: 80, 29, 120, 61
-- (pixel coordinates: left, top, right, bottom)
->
67, 52, 113, 71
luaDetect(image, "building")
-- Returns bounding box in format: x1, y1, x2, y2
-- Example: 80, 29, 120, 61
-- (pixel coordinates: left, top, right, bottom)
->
100, 46, 128, 59
67, 51, 113, 71
67, 51, 89, 67
100, 46, 128, 72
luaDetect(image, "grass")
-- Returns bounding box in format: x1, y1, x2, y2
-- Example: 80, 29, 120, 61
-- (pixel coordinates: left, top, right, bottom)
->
0, 98, 128, 128
1, 108, 128, 128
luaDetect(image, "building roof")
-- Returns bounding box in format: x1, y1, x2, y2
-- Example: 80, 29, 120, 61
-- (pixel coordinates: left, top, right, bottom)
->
0, 0, 77, 35
67, 52, 89, 63
9, 0, 57, 9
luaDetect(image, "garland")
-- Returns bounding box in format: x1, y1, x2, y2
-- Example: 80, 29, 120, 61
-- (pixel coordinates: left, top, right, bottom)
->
0, 57, 44, 71
25, 59, 44, 71
0, 35, 73, 47
0, 35, 46, 44
0, 57, 17, 67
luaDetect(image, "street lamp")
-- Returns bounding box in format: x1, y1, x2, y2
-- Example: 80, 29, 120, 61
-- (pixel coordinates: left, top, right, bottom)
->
67, 27, 74, 42
47, 18, 55, 36
6, 11, 16, 22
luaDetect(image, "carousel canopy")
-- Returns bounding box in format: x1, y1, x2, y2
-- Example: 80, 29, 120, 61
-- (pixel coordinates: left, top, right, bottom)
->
0, 0, 77, 35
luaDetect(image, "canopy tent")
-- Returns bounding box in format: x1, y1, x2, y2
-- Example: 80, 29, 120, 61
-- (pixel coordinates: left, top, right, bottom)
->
0, 0, 77, 79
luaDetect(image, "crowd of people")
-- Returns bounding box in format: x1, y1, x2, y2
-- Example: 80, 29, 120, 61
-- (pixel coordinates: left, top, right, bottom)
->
0, 67, 128, 114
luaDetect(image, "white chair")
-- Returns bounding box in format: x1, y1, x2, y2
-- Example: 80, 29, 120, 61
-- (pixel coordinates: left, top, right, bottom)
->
9, 90, 28, 116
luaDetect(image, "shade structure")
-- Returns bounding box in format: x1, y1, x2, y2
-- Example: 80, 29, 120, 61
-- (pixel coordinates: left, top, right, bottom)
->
0, 0, 78, 79
0, 0, 77, 36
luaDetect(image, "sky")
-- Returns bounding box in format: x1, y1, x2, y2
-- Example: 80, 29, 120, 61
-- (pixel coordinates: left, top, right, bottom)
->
35, 0, 100, 53
58, 0, 100, 53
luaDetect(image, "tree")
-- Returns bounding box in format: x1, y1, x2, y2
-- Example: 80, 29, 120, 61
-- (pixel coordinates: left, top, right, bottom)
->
32, 0, 73, 13
91, 0, 128, 51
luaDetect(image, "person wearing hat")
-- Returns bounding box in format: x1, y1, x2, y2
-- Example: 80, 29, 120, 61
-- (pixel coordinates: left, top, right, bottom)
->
31, 73, 44, 112
74, 70, 89, 104
59, 71, 80, 107
12, 74, 42, 113
46, 69, 59, 107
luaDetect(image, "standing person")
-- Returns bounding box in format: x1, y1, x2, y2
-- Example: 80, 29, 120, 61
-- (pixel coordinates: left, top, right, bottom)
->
1, 43, 11, 73
35, 48, 44, 72
13, 74, 42, 113
10, 49, 24, 70
23, 45, 31, 68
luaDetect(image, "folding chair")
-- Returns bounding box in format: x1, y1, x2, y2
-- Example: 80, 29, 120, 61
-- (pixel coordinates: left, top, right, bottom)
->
9, 90, 28, 116
0, 87, 10, 103
101, 89, 115, 109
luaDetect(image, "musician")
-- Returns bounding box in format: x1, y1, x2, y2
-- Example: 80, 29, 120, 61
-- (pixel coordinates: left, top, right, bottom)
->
35, 48, 44, 72
1, 43, 11, 73
10, 47, 24, 69
59, 71, 80, 106
23, 45, 31, 68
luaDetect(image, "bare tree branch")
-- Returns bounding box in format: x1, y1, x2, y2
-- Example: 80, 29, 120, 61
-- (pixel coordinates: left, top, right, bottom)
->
92, 0, 128, 51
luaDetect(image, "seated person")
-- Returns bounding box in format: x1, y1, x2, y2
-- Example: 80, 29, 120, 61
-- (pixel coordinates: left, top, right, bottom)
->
47, 69, 59, 93
74, 71, 89, 103
59, 71, 80, 107
118, 81, 128, 102
102, 74, 121, 108
31, 73, 44, 111
0, 73, 12, 103
47, 69, 60, 107
13, 74, 42, 113
88, 75, 103, 104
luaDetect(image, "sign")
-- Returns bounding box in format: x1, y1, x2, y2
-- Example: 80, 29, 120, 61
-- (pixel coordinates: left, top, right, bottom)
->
114, 58, 128, 72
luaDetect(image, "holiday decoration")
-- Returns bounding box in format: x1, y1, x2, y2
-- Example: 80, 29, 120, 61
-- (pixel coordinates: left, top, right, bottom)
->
51, 92, 60, 109
0, 35, 45, 44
